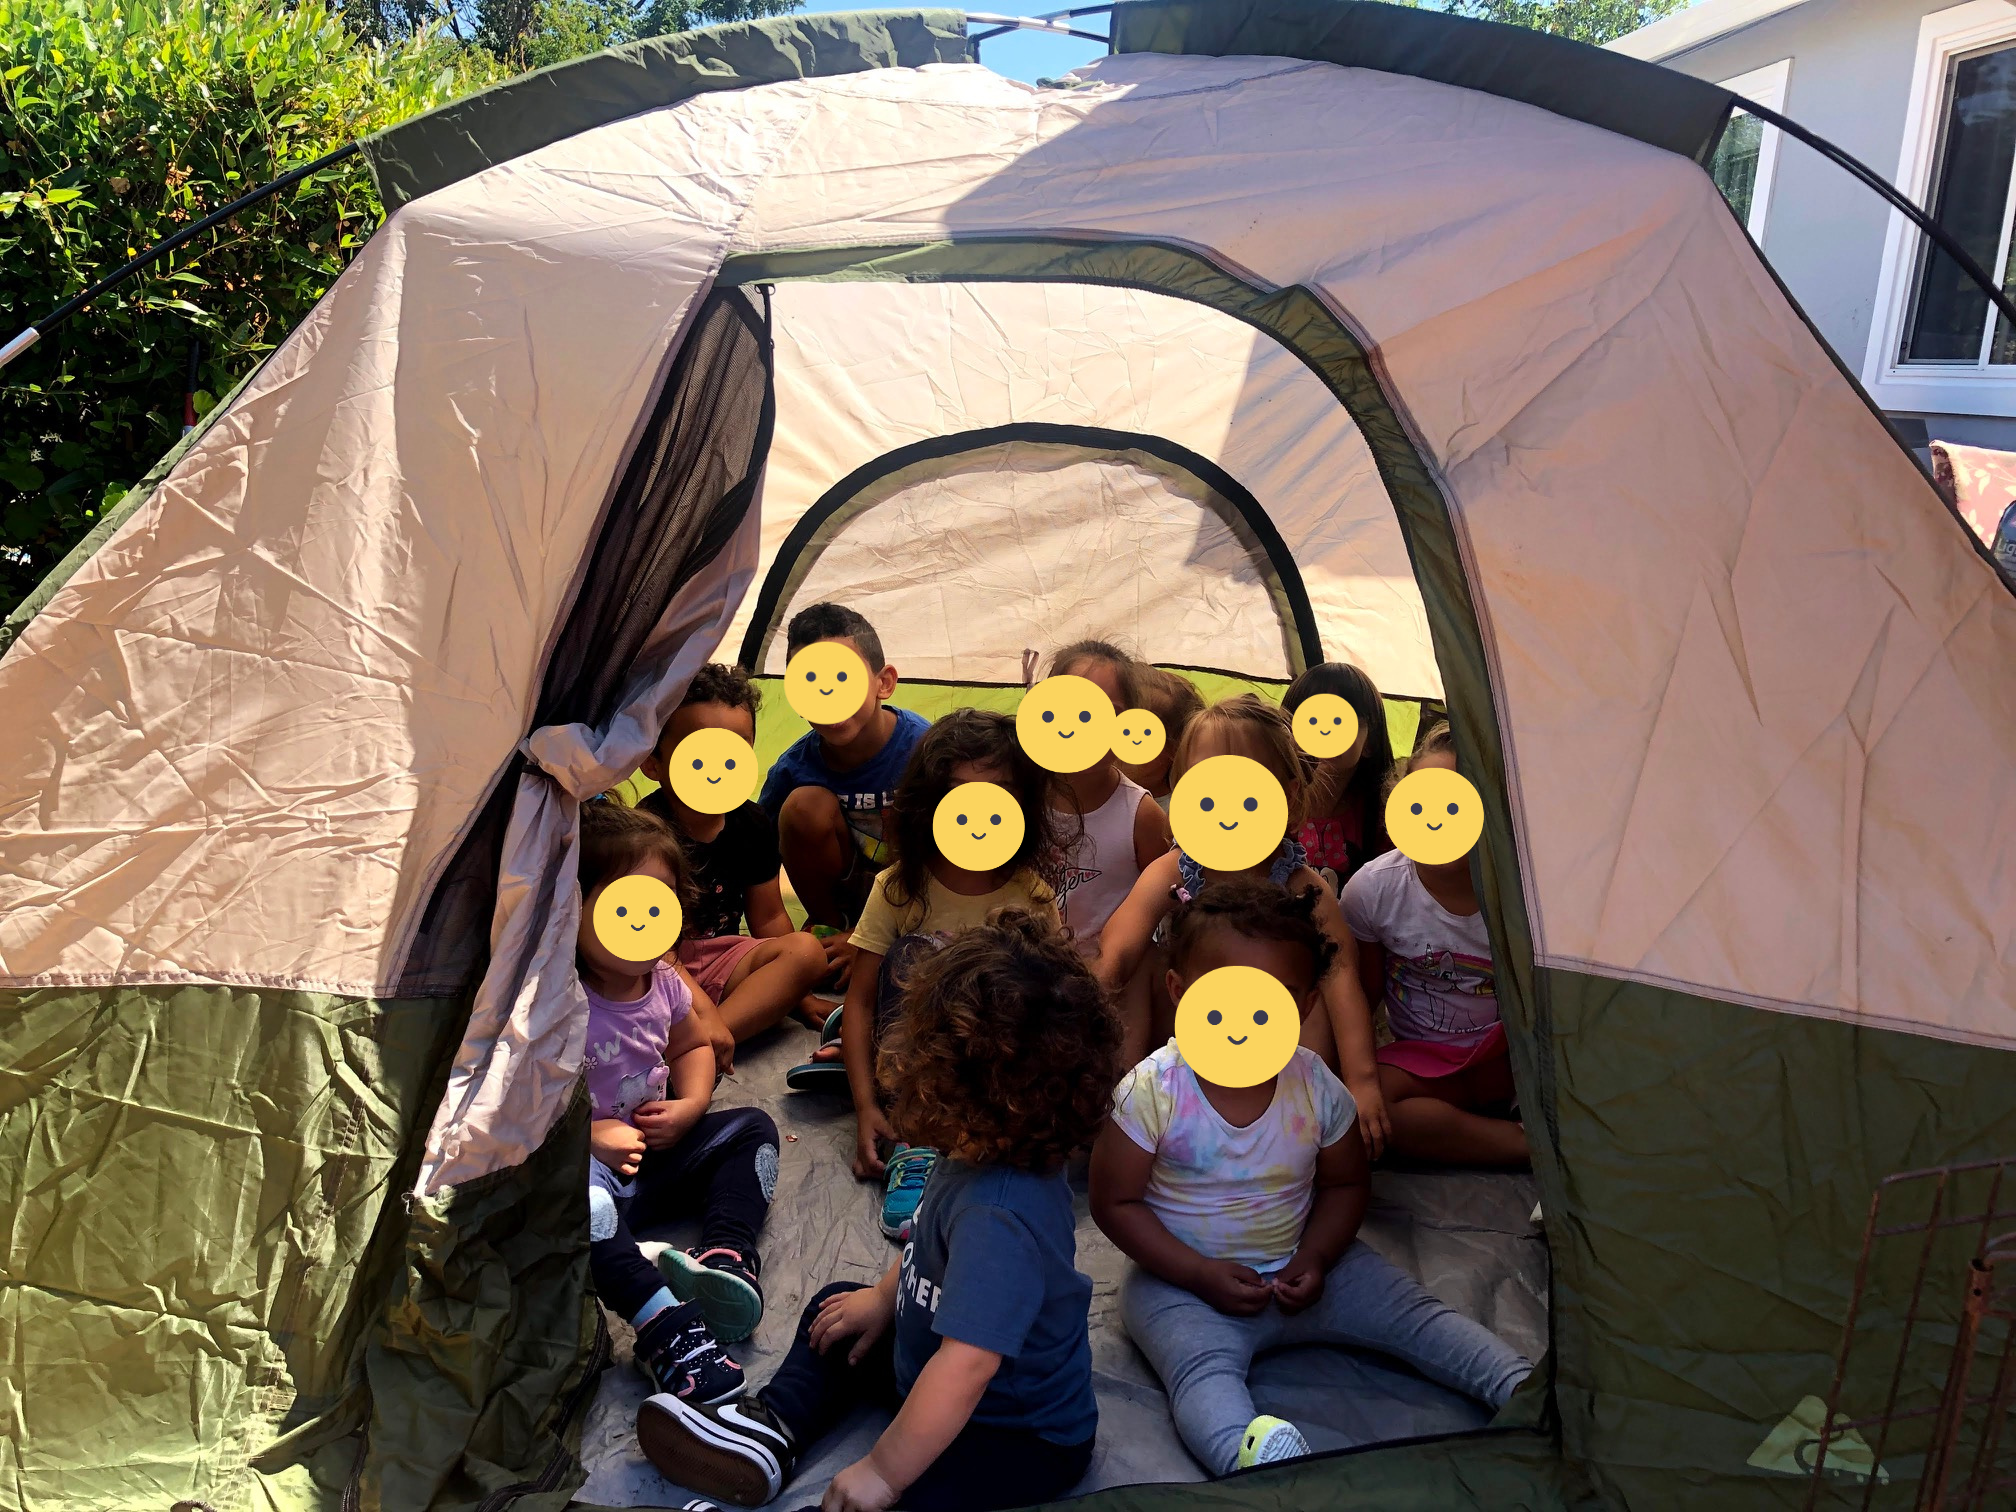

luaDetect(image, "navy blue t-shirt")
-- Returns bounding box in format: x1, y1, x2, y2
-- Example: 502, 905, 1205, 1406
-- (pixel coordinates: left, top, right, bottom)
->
757, 705, 929, 865
892, 1160, 1097, 1446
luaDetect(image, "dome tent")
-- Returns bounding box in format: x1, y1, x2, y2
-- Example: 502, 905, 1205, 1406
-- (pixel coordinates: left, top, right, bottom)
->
0, 1, 2012, 1508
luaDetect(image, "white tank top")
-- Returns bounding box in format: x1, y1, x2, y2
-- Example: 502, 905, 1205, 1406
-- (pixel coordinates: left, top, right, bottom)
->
1052, 771, 1151, 955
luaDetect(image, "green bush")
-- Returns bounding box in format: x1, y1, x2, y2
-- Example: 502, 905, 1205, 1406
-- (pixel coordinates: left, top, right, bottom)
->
0, 0, 501, 612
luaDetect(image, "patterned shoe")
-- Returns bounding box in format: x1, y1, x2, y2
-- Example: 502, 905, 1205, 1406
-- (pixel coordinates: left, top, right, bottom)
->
633, 1300, 744, 1406
636, 1390, 797, 1507
658, 1245, 764, 1343
880, 1144, 937, 1241
1238, 1414, 1310, 1468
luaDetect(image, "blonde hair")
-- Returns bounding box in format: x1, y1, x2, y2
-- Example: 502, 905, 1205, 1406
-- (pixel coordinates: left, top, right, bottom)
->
1172, 694, 1304, 826
1384, 718, 1456, 804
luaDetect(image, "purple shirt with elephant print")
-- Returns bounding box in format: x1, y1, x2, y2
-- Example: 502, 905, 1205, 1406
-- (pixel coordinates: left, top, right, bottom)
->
582, 961, 691, 1122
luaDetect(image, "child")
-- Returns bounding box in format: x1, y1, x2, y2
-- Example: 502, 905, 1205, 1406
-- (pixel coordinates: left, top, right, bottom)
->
639, 663, 830, 1057
1090, 879, 1530, 1475
577, 802, 781, 1404
1118, 664, 1204, 806
1095, 695, 1390, 1155
1281, 661, 1395, 894
760, 604, 929, 989
1042, 640, 1171, 957
636, 913, 1116, 1511
1341, 723, 1528, 1167
842, 708, 1064, 1236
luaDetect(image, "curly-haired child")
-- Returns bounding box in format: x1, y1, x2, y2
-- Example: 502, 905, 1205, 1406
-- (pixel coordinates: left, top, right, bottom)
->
1091, 877, 1530, 1475
638, 912, 1119, 1512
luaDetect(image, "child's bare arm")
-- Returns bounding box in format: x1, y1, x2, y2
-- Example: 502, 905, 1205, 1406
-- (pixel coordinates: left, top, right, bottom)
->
1089, 1121, 1269, 1315
843, 947, 895, 1178
833, 1339, 1000, 1509
1132, 791, 1173, 873
1095, 853, 1178, 994
1305, 878, 1389, 1157
743, 875, 795, 939
1272, 1126, 1370, 1313
636, 1033, 713, 1149
675, 959, 737, 1075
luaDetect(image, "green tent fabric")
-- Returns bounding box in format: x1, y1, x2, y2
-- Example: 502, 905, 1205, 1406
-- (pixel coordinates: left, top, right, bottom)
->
3, 4, 2011, 1510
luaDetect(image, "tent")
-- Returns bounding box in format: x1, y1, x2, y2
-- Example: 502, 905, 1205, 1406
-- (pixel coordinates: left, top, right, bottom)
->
1, 1, 2012, 1507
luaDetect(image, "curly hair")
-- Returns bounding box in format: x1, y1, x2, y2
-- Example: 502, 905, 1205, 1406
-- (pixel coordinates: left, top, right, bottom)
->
1166, 876, 1339, 984
680, 662, 761, 717
878, 910, 1122, 1171
881, 707, 1067, 907
1172, 693, 1305, 827
578, 798, 697, 916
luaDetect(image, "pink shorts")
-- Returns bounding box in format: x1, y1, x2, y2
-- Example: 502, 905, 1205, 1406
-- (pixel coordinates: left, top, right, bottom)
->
677, 933, 765, 1001
1376, 1022, 1508, 1084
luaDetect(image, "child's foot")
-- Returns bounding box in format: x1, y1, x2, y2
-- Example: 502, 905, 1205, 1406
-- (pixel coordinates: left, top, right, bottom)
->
1238, 1414, 1310, 1469
880, 1144, 938, 1241
657, 1246, 765, 1343
636, 1390, 796, 1507
633, 1301, 744, 1406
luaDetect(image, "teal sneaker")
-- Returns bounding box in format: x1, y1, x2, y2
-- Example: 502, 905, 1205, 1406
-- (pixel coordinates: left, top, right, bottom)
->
880, 1144, 938, 1241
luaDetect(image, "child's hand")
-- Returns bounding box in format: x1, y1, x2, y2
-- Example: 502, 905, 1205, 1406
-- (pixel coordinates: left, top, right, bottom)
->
590, 1119, 645, 1179
820, 934, 857, 992
823, 1455, 899, 1512
807, 1284, 895, 1363
1188, 1257, 1273, 1316
633, 1098, 702, 1150
853, 1105, 896, 1180
1349, 1074, 1391, 1160
706, 1015, 737, 1078
1270, 1252, 1327, 1314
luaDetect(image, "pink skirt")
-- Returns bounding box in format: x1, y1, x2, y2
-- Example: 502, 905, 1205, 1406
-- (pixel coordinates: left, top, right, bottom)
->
1376, 1021, 1508, 1081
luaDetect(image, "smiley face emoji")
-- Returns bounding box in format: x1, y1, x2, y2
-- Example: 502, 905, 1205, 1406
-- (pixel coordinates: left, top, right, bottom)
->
1114, 708, 1166, 764
1293, 693, 1361, 760
666, 727, 759, 814
1015, 674, 1117, 774
931, 781, 1026, 872
1173, 965, 1301, 1087
1168, 754, 1289, 872
785, 641, 870, 725
592, 873, 683, 964
1385, 765, 1485, 866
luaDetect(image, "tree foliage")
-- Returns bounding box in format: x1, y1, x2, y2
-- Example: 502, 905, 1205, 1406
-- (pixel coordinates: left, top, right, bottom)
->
1420, 0, 1686, 45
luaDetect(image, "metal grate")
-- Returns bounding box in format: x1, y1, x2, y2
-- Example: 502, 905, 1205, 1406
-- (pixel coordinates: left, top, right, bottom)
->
1806, 1156, 2016, 1511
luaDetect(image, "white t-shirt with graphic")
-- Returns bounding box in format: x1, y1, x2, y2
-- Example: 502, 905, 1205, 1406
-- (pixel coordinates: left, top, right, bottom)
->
1109, 1042, 1357, 1273
1340, 847, 1498, 1049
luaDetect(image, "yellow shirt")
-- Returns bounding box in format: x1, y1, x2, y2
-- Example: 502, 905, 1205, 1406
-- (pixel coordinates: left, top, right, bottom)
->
850, 865, 1060, 957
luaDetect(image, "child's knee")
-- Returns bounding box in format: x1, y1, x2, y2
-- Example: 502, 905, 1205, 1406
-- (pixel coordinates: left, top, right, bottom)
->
779, 929, 829, 982
722, 1104, 781, 1152
778, 785, 845, 852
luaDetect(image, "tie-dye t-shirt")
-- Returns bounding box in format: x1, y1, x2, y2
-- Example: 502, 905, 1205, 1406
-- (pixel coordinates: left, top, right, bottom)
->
1340, 848, 1498, 1049
1109, 1042, 1357, 1272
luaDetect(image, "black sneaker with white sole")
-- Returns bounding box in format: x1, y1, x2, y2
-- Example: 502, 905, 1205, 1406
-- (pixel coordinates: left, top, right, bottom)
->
636, 1391, 797, 1508
633, 1300, 744, 1406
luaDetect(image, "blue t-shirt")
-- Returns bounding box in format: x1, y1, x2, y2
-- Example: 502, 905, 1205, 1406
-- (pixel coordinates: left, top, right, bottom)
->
758, 705, 929, 864
892, 1160, 1097, 1446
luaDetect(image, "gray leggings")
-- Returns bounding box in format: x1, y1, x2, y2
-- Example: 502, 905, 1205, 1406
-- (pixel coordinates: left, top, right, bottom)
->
1120, 1241, 1532, 1476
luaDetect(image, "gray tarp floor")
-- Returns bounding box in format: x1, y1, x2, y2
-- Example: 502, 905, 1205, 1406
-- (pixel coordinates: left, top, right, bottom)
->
575, 1019, 1549, 1509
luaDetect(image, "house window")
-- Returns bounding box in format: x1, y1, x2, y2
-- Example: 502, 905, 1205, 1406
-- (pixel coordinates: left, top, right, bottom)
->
1712, 62, 1790, 241
1901, 41, 2016, 364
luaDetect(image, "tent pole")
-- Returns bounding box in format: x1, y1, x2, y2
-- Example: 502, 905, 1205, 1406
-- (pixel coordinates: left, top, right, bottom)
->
0, 142, 361, 375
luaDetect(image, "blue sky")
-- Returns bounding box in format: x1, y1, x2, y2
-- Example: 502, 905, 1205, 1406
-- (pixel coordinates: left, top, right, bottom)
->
792, 0, 1110, 82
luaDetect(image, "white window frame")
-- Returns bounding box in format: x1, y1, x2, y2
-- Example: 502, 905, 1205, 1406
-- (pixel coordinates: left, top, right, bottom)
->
1863, 0, 2016, 418
1718, 59, 1791, 242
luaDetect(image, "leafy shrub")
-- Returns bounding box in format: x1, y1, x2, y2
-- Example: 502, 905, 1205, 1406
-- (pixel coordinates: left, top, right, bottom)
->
0, 0, 502, 612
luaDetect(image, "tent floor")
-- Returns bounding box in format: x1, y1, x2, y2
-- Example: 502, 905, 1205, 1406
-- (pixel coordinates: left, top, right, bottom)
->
575, 1018, 1549, 1509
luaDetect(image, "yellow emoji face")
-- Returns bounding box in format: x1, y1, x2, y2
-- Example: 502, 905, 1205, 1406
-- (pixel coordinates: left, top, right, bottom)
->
1293, 693, 1361, 760
1168, 754, 1289, 872
785, 641, 870, 725
931, 781, 1026, 872
1173, 965, 1301, 1087
1385, 765, 1485, 866
1015, 674, 1117, 774
1114, 708, 1167, 765
665, 727, 759, 815
592, 873, 683, 964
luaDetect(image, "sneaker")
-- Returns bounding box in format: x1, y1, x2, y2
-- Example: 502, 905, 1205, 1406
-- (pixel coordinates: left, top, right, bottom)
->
881, 1144, 937, 1241
636, 1390, 797, 1507
1237, 1414, 1310, 1468
658, 1245, 765, 1343
633, 1300, 744, 1406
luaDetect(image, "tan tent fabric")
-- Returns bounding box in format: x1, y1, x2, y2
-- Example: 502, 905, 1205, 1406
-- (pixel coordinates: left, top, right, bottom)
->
760, 439, 1300, 682
731, 277, 1436, 692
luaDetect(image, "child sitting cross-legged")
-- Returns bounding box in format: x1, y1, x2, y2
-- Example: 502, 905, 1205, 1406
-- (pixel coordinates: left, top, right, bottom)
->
637, 912, 1119, 1511
578, 801, 781, 1404
1090, 877, 1532, 1475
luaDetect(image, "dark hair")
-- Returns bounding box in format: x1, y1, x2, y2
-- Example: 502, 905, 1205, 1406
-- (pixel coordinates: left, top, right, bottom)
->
578, 799, 696, 915
681, 662, 761, 717
787, 601, 885, 673
1133, 665, 1204, 744
1167, 876, 1339, 984
1283, 661, 1393, 849
1048, 639, 1139, 706
879, 910, 1121, 1171
882, 708, 1064, 906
